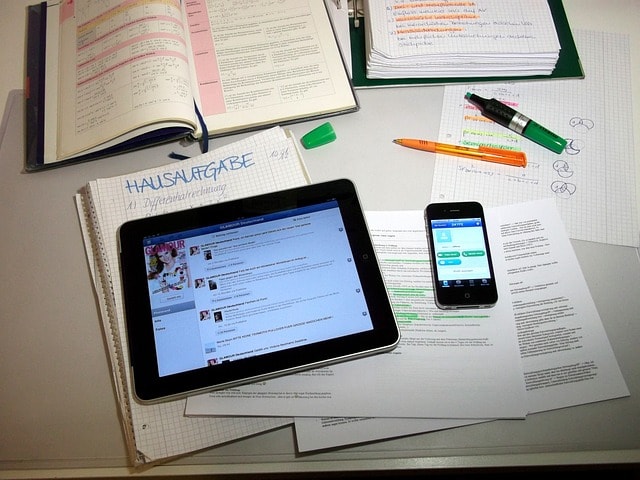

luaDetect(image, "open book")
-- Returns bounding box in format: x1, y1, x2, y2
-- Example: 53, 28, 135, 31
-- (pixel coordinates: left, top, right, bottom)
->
26, 0, 357, 171
75, 127, 309, 465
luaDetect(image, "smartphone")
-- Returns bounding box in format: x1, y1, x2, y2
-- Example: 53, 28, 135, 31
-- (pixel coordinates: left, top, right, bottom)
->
424, 202, 498, 309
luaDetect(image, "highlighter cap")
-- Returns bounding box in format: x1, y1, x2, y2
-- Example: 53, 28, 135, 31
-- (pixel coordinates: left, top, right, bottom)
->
301, 122, 336, 149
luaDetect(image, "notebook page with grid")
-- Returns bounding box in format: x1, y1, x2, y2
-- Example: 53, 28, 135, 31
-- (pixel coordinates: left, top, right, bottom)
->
77, 127, 310, 465
430, 30, 639, 248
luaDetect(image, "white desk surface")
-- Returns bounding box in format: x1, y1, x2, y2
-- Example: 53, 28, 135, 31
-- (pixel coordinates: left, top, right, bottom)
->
1, 1, 639, 477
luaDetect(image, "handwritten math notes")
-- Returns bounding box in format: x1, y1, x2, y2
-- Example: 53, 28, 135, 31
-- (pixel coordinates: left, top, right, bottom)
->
431, 31, 638, 248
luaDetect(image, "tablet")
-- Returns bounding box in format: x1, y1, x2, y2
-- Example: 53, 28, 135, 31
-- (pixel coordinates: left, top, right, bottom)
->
119, 179, 400, 403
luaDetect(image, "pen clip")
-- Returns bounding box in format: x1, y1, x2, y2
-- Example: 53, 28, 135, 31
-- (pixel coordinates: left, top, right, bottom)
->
478, 146, 527, 167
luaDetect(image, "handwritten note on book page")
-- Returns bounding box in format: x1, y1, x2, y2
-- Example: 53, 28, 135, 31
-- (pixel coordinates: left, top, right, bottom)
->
431, 30, 639, 247
364, 0, 560, 79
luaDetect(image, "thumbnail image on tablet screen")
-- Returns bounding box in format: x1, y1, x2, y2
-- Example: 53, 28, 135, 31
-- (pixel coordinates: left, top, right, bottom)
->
119, 179, 399, 403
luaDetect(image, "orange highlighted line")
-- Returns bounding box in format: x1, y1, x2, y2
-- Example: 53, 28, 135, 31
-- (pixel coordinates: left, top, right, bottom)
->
397, 27, 463, 33
393, 2, 476, 8
464, 115, 493, 123
396, 14, 479, 21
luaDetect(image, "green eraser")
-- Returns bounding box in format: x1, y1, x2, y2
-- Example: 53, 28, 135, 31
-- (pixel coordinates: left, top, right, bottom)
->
301, 122, 336, 149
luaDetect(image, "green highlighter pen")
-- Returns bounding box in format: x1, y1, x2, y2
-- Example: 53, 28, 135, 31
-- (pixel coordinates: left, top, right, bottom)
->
465, 92, 567, 154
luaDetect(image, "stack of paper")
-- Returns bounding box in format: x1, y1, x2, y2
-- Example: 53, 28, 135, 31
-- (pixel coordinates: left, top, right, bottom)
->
363, 0, 561, 79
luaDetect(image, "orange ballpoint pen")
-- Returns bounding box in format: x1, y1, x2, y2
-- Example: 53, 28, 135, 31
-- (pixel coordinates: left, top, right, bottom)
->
393, 138, 527, 167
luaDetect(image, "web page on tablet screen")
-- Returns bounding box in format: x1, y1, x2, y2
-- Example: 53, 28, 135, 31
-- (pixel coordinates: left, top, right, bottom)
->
143, 200, 373, 377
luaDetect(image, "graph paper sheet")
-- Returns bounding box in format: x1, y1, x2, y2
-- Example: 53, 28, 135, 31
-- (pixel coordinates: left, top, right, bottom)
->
431, 30, 639, 248
76, 127, 309, 465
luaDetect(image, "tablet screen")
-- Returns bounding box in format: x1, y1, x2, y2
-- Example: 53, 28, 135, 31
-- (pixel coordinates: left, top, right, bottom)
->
119, 179, 399, 402
144, 199, 373, 377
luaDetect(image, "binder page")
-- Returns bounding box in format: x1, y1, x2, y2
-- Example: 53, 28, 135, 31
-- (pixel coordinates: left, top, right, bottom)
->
431, 30, 639, 247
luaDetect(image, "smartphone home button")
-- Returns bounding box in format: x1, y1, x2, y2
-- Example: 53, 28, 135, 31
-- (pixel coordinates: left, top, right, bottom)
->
464, 293, 471, 299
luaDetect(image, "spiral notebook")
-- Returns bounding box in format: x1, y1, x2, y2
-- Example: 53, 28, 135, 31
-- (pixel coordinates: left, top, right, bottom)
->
75, 127, 310, 465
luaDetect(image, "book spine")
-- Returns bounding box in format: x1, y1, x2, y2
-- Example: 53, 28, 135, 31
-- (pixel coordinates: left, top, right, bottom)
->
25, 2, 47, 170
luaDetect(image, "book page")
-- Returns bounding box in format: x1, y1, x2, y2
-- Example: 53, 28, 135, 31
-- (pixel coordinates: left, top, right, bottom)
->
184, 0, 357, 134
57, 0, 198, 159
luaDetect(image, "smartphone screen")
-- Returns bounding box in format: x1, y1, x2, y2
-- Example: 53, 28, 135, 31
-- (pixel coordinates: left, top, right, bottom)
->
424, 202, 498, 309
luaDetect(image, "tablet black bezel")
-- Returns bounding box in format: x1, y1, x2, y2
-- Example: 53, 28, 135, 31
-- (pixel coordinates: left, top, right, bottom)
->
118, 179, 399, 403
